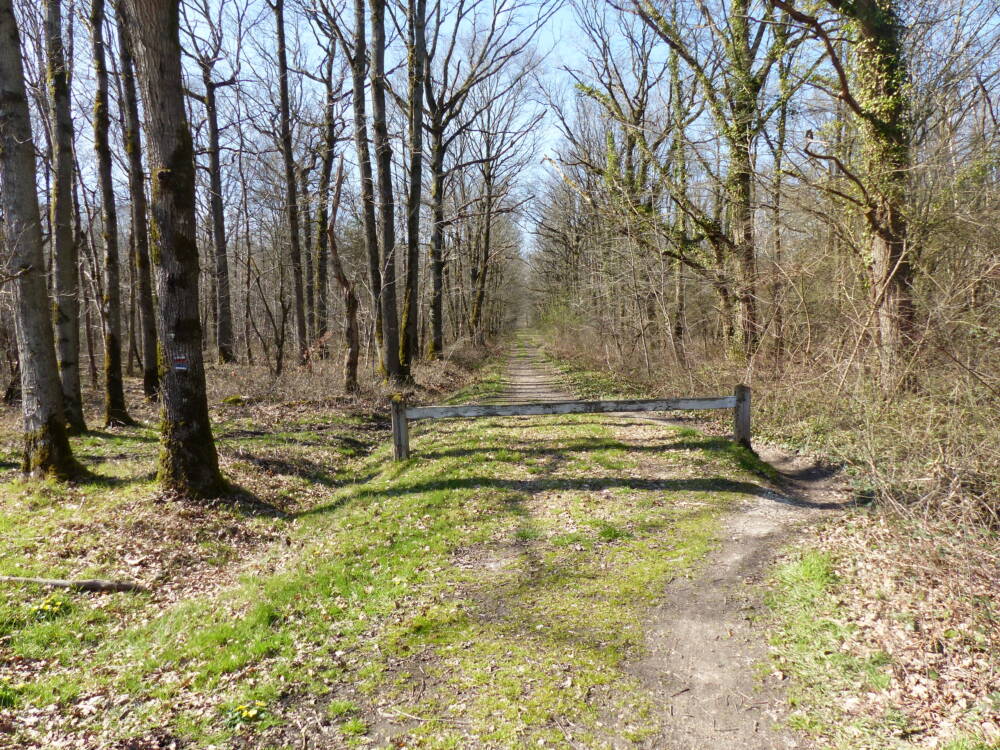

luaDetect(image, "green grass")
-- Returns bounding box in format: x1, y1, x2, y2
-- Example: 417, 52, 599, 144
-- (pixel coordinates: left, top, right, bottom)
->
539, 350, 646, 400
765, 550, 1000, 749
0, 388, 765, 746
442, 359, 507, 404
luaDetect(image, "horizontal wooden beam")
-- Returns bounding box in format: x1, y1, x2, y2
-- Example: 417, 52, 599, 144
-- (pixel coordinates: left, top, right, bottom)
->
405, 396, 736, 421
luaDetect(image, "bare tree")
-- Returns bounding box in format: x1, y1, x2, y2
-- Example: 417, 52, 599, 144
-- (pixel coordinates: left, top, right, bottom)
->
0, 0, 79, 476
181, 0, 242, 364
90, 0, 134, 426
774, 0, 916, 387
114, 4, 158, 400
369, 0, 403, 383
44, 0, 86, 432
271, 0, 308, 364
327, 160, 359, 392
400, 0, 427, 378
119, 0, 224, 497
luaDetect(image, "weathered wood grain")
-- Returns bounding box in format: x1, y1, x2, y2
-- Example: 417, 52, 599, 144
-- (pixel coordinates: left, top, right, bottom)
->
405, 397, 736, 421
390, 398, 411, 459
734, 385, 751, 447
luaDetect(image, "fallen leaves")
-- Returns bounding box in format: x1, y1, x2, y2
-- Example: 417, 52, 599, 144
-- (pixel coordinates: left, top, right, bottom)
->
787, 514, 1000, 746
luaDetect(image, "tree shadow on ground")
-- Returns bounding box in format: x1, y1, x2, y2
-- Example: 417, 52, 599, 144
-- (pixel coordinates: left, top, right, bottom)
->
81, 428, 158, 444
73, 468, 159, 488
298, 473, 845, 520
413, 437, 739, 461
220, 448, 372, 491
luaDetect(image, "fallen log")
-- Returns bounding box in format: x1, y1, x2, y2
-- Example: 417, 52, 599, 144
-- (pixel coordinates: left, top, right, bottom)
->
0, 575, 149, 593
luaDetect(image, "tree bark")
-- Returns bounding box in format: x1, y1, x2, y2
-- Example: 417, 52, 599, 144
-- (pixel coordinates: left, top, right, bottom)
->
44, 0, 86, 433
328, 162, 359, 393
299, 165, 314, 342
272, 0, 307, 364
845, 0, 915, 389
400, 0, 427, 379
468, 179, 493, 343
0, 0, 79, 477
201, 67, 236, 364
120, 0, 224, 498
313, 54, 336, 356
115, 7, 158, 400
427, 125, 446, 357
341, 0, 383, 361
370, 0, 402, 383
90, 0, 133, 426
725, 0, 761, 360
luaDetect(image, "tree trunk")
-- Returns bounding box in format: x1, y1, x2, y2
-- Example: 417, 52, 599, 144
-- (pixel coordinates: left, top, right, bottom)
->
770, 19, 790, 366
847, 0, 915, 389
400, 0, 427, 380
468, 181, 493, 343
726, 0, 760, 361
44, 0, 86, 433
342, 0, 383, 363
313, 55, 336, 357
273, 0, 307, 364
427, 126, 445, 357
370, 0, 402, 383
120, 0, 224, 498
300, 166, 314, 342
728, 138, 759, 359
125, 230, 139, 376
116, 7, 158, 400
0, 0, 79, 477
328, 163, 359, 393
201, 68, 235, 364
90, 0, 133, 427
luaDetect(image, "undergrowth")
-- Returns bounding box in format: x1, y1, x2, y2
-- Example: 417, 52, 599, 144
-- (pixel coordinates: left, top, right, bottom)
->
536, 326, 1000, 748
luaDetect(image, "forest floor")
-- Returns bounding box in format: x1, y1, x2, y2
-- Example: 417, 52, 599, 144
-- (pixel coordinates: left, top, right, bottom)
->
0, 340, 995, 749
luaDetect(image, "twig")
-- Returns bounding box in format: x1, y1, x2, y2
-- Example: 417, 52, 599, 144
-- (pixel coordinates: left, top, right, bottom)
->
379, 708, 470, 726
0, 575, 149, 593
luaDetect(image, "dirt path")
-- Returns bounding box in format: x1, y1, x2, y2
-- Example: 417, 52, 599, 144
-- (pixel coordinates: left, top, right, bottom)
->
489, 346, 575, 403
501, 341, 851, 749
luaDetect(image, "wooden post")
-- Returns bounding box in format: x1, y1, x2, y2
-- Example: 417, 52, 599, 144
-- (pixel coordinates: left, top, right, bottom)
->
390, 397, 410, 460
733, 384, 751, 448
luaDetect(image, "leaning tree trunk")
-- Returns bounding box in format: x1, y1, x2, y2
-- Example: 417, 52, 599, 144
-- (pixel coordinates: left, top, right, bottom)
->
370, 0, 402, 383
90, 0, 133, 426
115, 7, 158, 400
273, 0, 307, 364
0, 0, 79, 477
44, 0, 86, 433
313, 55, 336, 356
120, 0, 224, 498
328, 163, 359, 393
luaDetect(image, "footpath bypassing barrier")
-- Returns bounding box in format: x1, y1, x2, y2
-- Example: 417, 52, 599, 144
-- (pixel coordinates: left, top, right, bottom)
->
389, 385, 751, 460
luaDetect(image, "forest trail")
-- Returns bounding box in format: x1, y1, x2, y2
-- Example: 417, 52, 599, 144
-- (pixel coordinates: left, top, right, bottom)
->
0, 341, 854, 749
484, 340, 851, 749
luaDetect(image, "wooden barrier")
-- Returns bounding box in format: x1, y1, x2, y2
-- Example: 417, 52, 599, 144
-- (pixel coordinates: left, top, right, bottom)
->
390, 386, 751, 460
